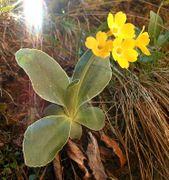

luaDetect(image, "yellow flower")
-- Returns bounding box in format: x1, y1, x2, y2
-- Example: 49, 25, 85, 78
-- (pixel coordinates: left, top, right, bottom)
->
112, 38, 138, 68
135, 26, 151, 56
107, 11, 135, 39
85, 31, 113, 58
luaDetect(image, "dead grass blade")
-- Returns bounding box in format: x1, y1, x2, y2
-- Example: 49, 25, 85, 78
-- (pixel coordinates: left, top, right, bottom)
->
102, 65, 169, 180
53, 154, 63, 180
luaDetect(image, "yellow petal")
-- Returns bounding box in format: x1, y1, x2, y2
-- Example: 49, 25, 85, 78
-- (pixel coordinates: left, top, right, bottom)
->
120, 23, 135, 39
105, 40, 113, 51
99, 51, 110, 58
107, 30, 113, 37
107, 12, 114, 29
92, 47, 100, 57
96, 31, 107, 45
124, 49, 138, 62
85, 37, 98, 49
139, 45, 151, 56
113, 38, 122, 47
93, 48, 110, 58
117, 58, 129, 69
122, 39, 135, 49
115, 11, 127, 27
112, 49, 119, 61
136, 32, 150, 46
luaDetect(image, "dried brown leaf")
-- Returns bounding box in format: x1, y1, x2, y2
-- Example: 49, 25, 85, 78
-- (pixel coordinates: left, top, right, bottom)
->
67, 139, 91, 179
101, 133, 126, 167
86, 132, 108, 180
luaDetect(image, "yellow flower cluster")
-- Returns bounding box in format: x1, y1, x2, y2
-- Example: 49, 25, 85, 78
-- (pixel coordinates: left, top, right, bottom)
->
85, 11, 151, 68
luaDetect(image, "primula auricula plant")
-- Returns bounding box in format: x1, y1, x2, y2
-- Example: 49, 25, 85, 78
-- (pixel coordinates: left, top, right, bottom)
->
15, 11, 151, 167
85, 11, 151, 68
15, 47, 112, 167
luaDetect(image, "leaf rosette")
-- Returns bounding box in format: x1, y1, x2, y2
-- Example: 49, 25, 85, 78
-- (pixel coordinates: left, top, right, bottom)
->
15, 48, 112, 167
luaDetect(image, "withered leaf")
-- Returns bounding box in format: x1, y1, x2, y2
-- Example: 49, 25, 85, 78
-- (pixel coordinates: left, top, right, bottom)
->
86, 132, 107, 180
67, 139, 91, 179
101, 133, 126, 167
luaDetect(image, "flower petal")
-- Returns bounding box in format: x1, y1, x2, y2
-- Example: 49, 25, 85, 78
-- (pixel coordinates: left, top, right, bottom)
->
115, 11, 127, 27
99, 51, 110, 58
122, 39, 135, 49
107, 30, 113, 37
139, 45, 151, 56
112, 49, 119, 61
136, 32, 150, 46
107, 12, 114, 29
120, 23, 135, 39
85, 37, 98, 49
117, 58, 129, 69
92, 47, 100, 57
96, 31, 107, 45
105, 40, 113, 51
93, 48, 110, 58
113, 38, 122, 47
124, 49, 138, 62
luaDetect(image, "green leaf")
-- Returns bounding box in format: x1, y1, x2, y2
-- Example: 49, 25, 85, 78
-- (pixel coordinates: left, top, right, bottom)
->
15, 49, 69, 106
23, 115, 71, 167
157, 32, 169, 47
148, 11, 163, 43
70, 122, 82, 140
72, 50, 112, 106
43, 105, 82, 140
44, 104, 82, 140
75, 106, 105, 131
43, 104, 65, 116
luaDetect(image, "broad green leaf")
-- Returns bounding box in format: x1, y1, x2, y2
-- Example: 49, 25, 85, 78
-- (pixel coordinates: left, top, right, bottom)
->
70, 122, 82, 140
75, 106, 105, 130
23, 115, 71, 167
157, 32, 169, 47
43, 104, 82, 140
72, 50, 112, 106
43, 104, 65, 116
148, 11, 163, 43
15, 49, 69, 106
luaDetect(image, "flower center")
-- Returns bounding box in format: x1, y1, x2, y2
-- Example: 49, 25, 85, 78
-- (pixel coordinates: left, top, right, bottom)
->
112, 27, 118, 34
98, 44, 104, 49
116, 47, 123, 55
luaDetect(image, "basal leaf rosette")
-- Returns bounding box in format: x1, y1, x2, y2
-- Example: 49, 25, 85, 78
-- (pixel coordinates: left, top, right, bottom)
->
15, 48, 112, 167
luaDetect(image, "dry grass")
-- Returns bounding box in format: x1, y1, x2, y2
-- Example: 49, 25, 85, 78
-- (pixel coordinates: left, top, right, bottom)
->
101, 64, 169, 179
